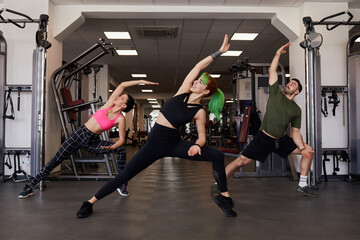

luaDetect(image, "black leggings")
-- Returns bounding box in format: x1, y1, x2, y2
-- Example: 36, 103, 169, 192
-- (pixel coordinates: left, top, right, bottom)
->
30, 125, 126, 188
95, 123, 227, 200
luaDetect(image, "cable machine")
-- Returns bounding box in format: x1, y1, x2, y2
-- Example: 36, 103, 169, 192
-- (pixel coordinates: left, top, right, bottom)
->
51, 39, 117, 179
0, 9, 50, 186
300, 11, 360, 185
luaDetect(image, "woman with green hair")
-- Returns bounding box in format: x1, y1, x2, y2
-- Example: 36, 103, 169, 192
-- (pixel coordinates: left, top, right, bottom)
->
77, 34, 236, 218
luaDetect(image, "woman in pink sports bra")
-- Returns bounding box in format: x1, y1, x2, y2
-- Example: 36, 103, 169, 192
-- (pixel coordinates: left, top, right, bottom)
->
18, 79, 158, 199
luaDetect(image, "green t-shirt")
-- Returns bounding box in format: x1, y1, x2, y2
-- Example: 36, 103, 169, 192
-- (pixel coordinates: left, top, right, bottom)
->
259, 81, 301, 138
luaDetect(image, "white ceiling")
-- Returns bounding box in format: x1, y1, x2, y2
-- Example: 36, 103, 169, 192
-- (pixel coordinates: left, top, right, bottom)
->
56, 0, 360, 102
62, 18, 287, 97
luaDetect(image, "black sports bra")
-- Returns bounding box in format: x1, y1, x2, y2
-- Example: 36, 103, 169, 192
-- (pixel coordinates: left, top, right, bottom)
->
160, 93, 203, 129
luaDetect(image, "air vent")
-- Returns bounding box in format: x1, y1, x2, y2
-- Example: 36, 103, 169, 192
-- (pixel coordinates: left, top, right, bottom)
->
136, 26, 178, 39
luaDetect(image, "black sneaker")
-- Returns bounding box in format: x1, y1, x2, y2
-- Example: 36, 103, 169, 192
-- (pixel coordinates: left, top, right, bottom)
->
210, 183, 219, 197
18, 184, 34, 199
117, 184, 130, 197
296, 185, 319, 198
76, 201, 93, 218
213, 194, 237, 217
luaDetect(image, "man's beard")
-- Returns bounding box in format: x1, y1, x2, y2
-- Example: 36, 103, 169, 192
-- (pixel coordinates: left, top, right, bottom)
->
284, 89, 292, 96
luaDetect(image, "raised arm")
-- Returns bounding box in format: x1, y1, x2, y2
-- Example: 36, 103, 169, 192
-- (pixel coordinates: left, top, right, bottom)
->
104, 80, 158, 107
269, 43, 290, 86
175, 34, 230, 96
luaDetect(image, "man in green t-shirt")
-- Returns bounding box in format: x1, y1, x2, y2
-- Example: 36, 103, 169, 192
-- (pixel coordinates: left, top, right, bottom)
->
223, 43, 317, 197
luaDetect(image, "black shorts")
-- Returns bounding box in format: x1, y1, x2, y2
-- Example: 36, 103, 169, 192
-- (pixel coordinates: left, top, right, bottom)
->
241, 131, 298, 162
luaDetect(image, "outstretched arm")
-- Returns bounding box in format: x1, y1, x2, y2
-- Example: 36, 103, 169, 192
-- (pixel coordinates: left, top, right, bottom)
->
269, 43, 290, 86
175, 34, 230, 96
105, 80, 158, 107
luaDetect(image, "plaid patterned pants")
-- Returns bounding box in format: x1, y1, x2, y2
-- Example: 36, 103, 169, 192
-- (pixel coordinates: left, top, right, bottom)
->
29, 125, 126, 188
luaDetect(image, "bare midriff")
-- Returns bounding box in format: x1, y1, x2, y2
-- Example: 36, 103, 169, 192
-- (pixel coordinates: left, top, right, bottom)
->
156, 112, 176, 129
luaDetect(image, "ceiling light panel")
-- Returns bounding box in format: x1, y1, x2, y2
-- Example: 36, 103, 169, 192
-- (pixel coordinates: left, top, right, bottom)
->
132, 74, 147, 77
210, 74, 221, 78
104, 31, 131, 39
116, 50, 138, 55
222, 51, 243, 56
231, 33, 258, 41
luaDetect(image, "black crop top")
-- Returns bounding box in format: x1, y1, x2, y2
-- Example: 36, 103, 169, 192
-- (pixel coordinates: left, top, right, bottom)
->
160, 93, 203, 129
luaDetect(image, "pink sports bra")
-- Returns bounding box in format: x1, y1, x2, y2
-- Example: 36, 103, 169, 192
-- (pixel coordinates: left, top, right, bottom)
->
93, 106, 122, 131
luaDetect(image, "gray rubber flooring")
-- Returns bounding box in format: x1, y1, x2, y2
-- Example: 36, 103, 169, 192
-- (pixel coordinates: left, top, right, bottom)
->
0, 148, 359, 240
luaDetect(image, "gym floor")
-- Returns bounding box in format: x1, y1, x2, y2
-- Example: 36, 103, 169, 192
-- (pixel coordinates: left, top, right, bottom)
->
0, 147, 359, 240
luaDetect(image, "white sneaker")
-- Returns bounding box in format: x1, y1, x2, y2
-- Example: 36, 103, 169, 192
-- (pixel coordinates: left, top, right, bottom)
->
117, 184, 129, 197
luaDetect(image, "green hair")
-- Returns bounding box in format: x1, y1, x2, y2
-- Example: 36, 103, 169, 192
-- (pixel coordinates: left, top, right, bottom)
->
200, 72, 211, 85
208, 88, 225, 120
199, 72, 224, 120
